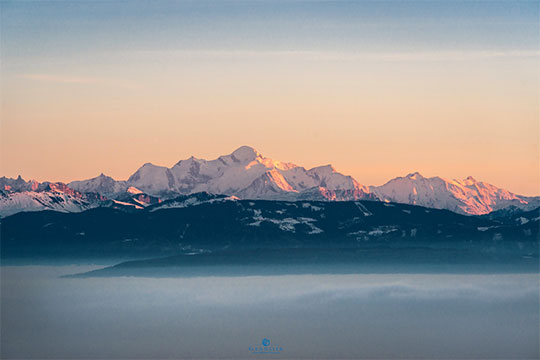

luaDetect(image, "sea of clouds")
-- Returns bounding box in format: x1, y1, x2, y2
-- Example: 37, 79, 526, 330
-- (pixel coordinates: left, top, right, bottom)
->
1, 266, 538, 359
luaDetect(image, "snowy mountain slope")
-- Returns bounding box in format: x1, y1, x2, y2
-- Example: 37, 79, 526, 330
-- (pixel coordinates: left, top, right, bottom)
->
68, 173, 128, 197
370, 172, 540, 215
113, 188, 161, 208
168, 146, 283, 195
306, 165, 364, 191
127, 163, 177, 196
168, 146, 298, 195
0, 186, 102, 218
0, 178, 159, 217
236, 169, 298, 199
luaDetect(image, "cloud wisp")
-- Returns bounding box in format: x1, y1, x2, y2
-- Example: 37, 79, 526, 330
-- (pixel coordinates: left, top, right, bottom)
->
125, 49, 540, 62
17, 73, 138, 89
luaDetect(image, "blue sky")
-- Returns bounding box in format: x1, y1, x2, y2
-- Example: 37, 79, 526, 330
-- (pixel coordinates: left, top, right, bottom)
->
2, 0, 538, 61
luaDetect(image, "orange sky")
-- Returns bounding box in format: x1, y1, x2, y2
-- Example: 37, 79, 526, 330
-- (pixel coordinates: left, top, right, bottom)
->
1, 1, 538, 195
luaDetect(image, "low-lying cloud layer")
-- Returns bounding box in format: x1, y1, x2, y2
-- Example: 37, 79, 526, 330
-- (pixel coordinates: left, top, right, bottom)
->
2, 266, 538, 359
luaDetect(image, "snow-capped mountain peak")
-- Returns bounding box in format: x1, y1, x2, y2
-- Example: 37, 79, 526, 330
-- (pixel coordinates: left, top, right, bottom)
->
456, 176, 478, 187
309, 164, 337, 175
128, 163, 176, 195
405, 171, 424, 180
127, 146, 339, 198
371, 173, 539, 215
68, 173, 128, 197
231, 145, 261, 163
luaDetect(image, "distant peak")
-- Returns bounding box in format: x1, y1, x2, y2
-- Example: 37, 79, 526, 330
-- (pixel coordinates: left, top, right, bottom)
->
175, 156, 199, 166
231, 145, 260, 162
406, 172, 424, 180
461, 176, 478, 185
94, 173, 114, 181
324, 164, 336, 172
310, 164, 336, 173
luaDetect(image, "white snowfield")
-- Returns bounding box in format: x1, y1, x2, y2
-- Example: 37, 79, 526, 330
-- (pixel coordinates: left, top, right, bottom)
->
1, 146, 539, 217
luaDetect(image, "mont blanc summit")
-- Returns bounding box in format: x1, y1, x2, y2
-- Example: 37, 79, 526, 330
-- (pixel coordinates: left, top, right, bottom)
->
121, 146, 372, 200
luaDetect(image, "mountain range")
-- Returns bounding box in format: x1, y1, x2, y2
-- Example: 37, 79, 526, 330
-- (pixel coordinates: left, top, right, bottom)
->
1, 146, 538, 217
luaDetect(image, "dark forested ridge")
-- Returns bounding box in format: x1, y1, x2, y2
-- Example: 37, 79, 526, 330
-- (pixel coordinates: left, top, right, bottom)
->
2, 194, 538, 261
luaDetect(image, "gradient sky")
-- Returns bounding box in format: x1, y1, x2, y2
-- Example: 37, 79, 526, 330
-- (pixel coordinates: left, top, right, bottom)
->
1, 0, 538, 195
